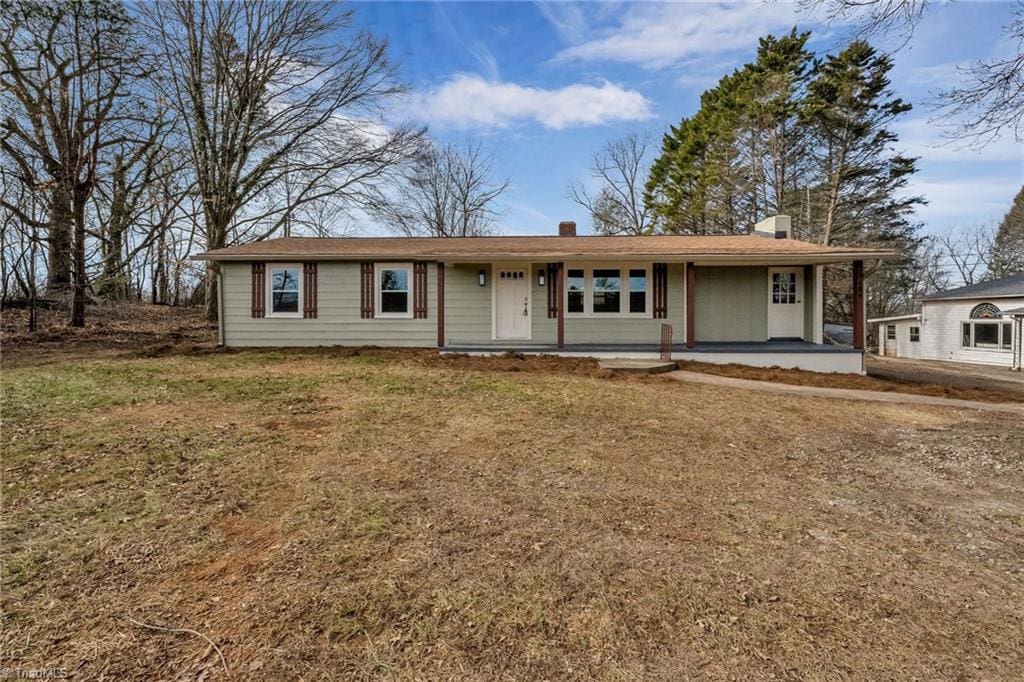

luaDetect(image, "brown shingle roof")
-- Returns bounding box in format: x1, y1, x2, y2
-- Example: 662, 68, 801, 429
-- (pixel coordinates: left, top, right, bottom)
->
194, 235, 896, 264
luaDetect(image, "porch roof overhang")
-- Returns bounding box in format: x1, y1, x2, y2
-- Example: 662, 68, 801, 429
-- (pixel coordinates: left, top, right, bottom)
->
194, 235, 897, 265
868, 313, 921, 324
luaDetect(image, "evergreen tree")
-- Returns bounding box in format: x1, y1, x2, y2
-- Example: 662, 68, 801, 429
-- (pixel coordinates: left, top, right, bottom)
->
990, 186, 1024, 277
802, 40, 922, 248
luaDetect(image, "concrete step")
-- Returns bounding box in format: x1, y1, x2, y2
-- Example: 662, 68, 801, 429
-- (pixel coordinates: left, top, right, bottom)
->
599, 359, 678, 374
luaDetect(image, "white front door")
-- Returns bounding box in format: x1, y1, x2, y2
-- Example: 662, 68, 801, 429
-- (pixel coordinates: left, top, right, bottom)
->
768, 268, 805, 339
495, 267, 531, 339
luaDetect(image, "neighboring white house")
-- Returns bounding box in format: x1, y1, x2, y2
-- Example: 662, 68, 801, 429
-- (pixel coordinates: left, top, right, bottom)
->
870, 272, 1024, 369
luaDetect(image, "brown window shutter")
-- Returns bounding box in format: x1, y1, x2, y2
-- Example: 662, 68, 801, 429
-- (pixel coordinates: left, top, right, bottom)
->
413, 261, 428, 319
251, 262, 266, 318
360, 262, 374, 319
303, 262, 318, 319
546, 263, 561, 319
653, 263, 668, 319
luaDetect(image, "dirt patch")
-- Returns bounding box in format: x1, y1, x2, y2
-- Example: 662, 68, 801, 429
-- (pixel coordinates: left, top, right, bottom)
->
676, 358, 1024, 403
2, 303, 216, 366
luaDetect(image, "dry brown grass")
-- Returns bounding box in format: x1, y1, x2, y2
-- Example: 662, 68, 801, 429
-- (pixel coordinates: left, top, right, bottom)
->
3, 346, 1023, 680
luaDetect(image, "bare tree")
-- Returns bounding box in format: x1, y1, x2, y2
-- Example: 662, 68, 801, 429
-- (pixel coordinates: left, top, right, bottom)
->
937, 224, 995, 286
1, 0, 145, 326
383, 140, 508, 238
936, 11, 1024, 144
569, 132, 654, 235
142, 0, 424, 319
801, 0, 1024, 144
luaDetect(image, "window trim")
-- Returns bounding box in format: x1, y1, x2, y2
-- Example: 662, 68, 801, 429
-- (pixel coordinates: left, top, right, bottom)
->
375, 262, 414, 319
563, 263, 652, 319
886, 324, 896, 340
266, 262, 303, 319
909, 326, 920, 342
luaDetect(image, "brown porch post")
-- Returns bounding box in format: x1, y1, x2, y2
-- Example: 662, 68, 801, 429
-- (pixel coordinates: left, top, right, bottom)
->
685, 262, 695, 348
557, 262, 565, 348
436, 262, 445, 347
852, 259, 864, 350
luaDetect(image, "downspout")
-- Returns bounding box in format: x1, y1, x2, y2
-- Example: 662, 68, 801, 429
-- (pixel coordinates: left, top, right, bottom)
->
217, 266, 225, 346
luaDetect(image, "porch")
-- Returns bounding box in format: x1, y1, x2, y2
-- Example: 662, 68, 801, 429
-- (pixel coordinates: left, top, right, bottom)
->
441, 340, 865, 374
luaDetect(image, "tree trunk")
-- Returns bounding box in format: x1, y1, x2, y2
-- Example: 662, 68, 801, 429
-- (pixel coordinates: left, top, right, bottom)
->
203, 263, 219, 321
70, 191, 88, 328
48, 185, 73, 291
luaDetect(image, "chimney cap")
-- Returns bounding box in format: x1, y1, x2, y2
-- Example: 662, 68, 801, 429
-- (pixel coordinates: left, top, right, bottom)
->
558, 221, 577, 237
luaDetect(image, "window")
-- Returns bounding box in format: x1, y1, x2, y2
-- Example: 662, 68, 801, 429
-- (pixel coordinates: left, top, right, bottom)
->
269, 265, 301, 316
961, 320, 1012, 350
564, 265, 651, 317
629, 269, 647, 314
886, 324, 896, 340
772, 272, 797, 304
909, 326, 920, 342
592, 269, 621, 314
974, 322, 999, 347
567, 269, 585, 313
970, 302, 1002, 319
376, 264, 412, 317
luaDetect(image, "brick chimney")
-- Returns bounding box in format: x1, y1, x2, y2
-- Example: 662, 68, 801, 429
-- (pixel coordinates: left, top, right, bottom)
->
558, 221, 577, 237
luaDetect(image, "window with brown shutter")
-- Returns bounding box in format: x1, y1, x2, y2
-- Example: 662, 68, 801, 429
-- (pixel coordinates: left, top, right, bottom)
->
360, 262, 374, 318
413, 261, 428, 319
303, 262, 318, 319
251, 262, 266, 318
652, 263, 668, 319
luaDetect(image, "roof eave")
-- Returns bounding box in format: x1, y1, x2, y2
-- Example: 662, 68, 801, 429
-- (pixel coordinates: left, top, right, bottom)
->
193, 251, 897, 264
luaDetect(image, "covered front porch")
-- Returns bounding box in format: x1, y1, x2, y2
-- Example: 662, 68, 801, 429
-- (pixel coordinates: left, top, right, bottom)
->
438, 257, 867, 369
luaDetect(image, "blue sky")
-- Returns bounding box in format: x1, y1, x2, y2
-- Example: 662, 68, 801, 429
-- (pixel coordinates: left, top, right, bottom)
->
352, 1, 1024, 237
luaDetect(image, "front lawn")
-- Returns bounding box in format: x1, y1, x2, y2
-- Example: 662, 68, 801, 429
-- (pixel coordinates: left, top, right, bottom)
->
3, 349, 1022, 679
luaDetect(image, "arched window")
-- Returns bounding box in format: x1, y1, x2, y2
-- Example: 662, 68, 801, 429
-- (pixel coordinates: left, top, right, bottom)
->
970, 302, 1002, 319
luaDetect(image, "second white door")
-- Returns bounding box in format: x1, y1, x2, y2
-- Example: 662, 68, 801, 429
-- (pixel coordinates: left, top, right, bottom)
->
495, 268, 531, 339
768, 268, 804, 339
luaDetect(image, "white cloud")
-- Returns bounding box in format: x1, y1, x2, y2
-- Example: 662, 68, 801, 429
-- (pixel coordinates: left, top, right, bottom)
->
554, 2, 809, 68
406, 74, 654, 129
535, 1, 589, 43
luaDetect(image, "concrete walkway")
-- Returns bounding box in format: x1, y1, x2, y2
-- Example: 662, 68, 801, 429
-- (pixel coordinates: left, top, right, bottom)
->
667, 370, 1024, 415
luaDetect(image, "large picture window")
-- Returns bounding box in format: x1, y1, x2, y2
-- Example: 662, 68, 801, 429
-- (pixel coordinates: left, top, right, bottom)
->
961, 302, 1011, 350
961, 320, 1013, 350
268, 265, 301, 317
376, 263, 412, 318
564, 265, 651, 318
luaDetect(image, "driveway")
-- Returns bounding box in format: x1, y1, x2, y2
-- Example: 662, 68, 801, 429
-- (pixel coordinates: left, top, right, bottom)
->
866, 354, 1024, 396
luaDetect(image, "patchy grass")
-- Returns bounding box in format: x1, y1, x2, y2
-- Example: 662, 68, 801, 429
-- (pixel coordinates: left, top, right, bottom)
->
3, 347, 1024, 680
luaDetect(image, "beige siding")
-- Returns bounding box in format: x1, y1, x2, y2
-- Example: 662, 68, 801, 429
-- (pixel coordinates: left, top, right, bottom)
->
693, 266, 768, 342
222, 261, 436, 347
220, 260, 825, 348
